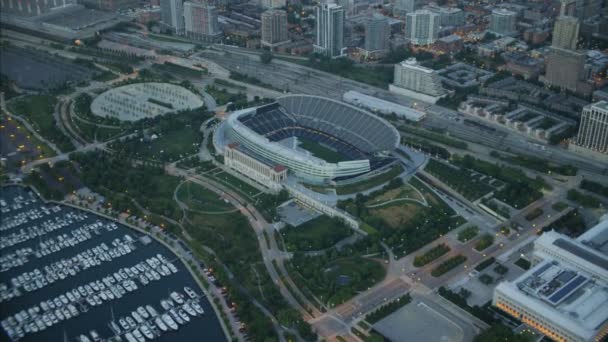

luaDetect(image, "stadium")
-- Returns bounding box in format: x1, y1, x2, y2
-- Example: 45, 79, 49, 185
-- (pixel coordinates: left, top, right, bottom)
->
215, 94, 400, 184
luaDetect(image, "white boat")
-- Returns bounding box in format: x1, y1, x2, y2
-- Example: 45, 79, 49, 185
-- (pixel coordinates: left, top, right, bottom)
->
169, 309, 184, 325
119, 318, 129, 331
125, 332, 137, 342
183, 303, 196, 316
191, 301, 205, 315
132, 311, 144, 324
160, 300, 172, 311
90, 330, 101, 342
184, 287, 197, 299
178, 309, 190, 323
132, 329, 146, 342
146, 305, 158, 317
170, 292, 184, 305
126, 317, 137, 329
137, 307, 149, 319
109, 321, 121, 334
140, 323, 155, 340
79, 334, 92, 342
154, 317, 168, 332
161, 314, 178, 330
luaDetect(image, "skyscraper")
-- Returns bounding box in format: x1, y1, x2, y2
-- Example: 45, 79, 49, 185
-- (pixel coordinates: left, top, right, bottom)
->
314, 3, 345, 58
184, 2, 220, 41
552, 15, 580, 49
394, 0, 416, 16
574, 101, 608, 156
261, 9, 289, 47
540, 4, 590, 96
364, 14, 389, 53
160, 0, 185, 35
406, 9, 440, 45
488, 8, 517, 36
260, 0, 286, 9
389, 58, 447, 103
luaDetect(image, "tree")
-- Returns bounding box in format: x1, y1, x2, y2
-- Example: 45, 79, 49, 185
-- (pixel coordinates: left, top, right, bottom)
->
260, 50, 273, 64
474, 324, 533, 342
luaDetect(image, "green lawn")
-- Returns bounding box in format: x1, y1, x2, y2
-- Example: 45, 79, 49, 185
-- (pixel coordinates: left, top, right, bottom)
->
281, 215, 352, 251
176, 181, 235, 213
211, 171, 261, 199
113, 128, 202, 162
8, 95, 75, 152
289, 255, 386, 306
298, 138, 348, 163
336, 164, 404, 195
457, 225, 479, 243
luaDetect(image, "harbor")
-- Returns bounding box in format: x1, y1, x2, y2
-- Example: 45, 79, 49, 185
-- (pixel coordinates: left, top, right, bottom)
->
0, 186, 226, 342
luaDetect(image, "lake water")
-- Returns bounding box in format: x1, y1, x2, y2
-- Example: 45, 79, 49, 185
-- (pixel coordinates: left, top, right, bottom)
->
0, 186, 226, 342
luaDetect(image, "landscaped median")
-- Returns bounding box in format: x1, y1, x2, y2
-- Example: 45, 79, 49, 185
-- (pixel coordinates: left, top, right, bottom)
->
431, 254, 467, 277
364, 294, 412, 324
413, 243, 451, 267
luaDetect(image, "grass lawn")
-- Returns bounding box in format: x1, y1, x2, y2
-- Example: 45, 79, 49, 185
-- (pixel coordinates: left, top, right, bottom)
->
8, 95, 75, 152
365, 183, 423, 207
72, 119, 123, 142
298, 138, 348, 163
281, 215, 352, 251
336, 164, 404, 195
114, 128, 202, 162
177, 181, 235, 213
290, 255, 386, 306
211, 171, 261, 199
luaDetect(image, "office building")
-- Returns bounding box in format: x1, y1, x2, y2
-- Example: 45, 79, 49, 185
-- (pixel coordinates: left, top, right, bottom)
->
260, 0, 285, 9
426, 6, 465, 27
389, 58, 447, 103
542, 48, 586, 92
394, 0, 416, 16
160, 0, 184, 34
184, 2, 220, 41
493, 221, 608, 342
364, 14, 390, 54
406, 9, 440, 45
314, 3, 345, 58
552, 16, 580, 50
261, 9, 289, 47
0, 0, 75, 16
573, 101, 608, 157
488, 8, 517, 36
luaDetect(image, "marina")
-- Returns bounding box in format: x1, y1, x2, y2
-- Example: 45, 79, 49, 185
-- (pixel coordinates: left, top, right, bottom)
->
0, 186, 226, 342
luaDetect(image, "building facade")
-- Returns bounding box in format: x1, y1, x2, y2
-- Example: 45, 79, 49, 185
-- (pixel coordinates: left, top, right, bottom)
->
552, 16, 580, 50
394, 0, 416, 16
224, 143, 287, 192
389, 58, 447, 103
260, 0, 285, 9
160, 0, 184, 34
364, 14, 390, 53
0, 0, 74, 16
489, 8, 517, 36
261, 9, 289, 47
574, 101, 608, 155
314, 3, 345, 58
184, 2, 220, 41
406, 9, 440, 45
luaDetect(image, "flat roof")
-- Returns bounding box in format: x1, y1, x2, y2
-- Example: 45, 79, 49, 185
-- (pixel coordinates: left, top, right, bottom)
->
553, 238, 608, 271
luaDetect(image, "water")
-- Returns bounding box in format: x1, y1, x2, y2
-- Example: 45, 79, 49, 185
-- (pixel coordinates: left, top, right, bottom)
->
0, 186, 226, 342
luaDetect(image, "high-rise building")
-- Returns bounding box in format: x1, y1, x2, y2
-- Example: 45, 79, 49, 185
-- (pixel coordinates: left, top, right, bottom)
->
406, 9, 440, 45
314, 3, 345, 58
160, 0, 185, 34
488, 8, 517, 36
389, 58, 447, 103
552, 16, 580, 49
364, 14, 389, 53
573, 101, 608, 156
425, 5, 465, 27
184, 1, 220, 41
0, 0, 75, 16
261, 9, 289, 47
260, 0, 285, 9
394, 0, 416, 16
542, 48, 586, 92
493, 221, 608, 342
79, 0, 137, 11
